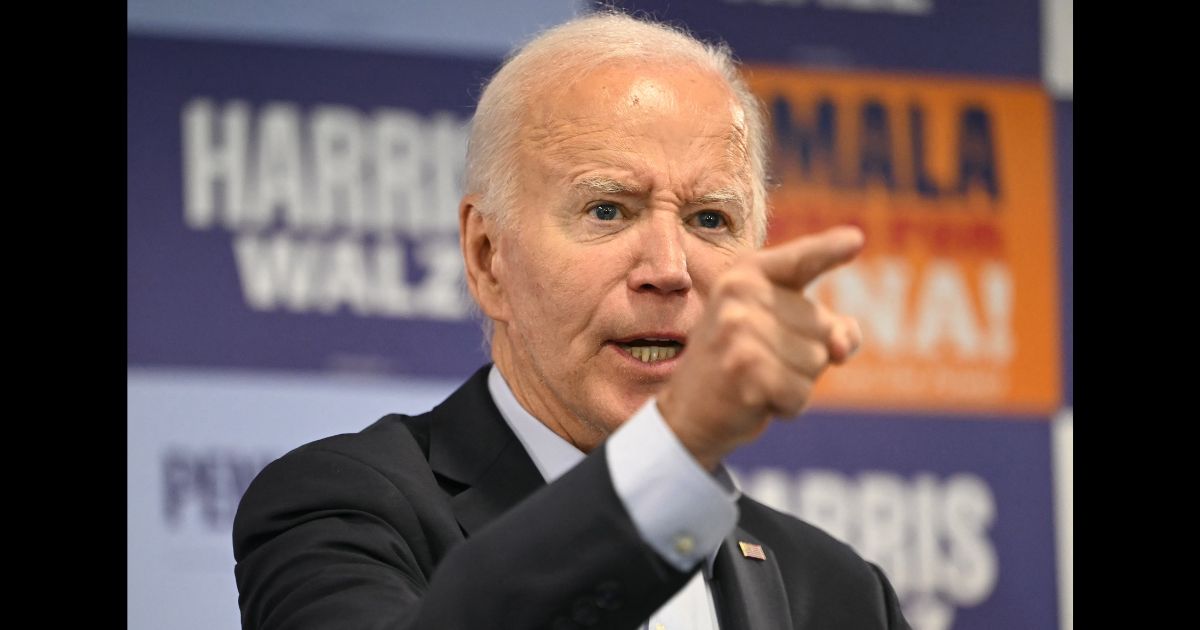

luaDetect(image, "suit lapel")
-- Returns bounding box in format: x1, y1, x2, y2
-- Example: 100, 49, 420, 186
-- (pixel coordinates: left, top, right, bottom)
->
712, 523, 795, 630
426, 365, 546, 536
449, 437, 545, 535
427, 366, 796, 628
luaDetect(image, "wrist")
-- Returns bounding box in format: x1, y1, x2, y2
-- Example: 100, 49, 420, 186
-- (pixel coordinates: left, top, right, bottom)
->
654, 394, 724, 472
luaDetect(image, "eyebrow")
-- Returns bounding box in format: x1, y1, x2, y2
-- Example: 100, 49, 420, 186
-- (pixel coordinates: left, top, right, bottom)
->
572, 176, 645, 196
573, 176, 745, 208
691, 187, 745, 208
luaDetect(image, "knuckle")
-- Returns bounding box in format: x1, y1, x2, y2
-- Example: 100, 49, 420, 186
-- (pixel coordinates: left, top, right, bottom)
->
730, 352, 770, 407
715, 303, 753, 337
713, 269, 746, 297
720, 337, 758, 374
811, 302, 838, 337
782, 337, 827, 378
807, 341, 830, 372
739, 382, 766, 410
815, 334, 832, 362
776, 376, 811, 417
716, 265, 768, 299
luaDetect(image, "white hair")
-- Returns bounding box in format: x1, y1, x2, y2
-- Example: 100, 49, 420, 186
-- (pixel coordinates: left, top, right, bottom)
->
463, 10, 772, 245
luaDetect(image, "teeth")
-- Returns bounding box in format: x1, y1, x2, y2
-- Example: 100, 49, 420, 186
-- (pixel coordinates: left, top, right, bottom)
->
621, 345, 679, 363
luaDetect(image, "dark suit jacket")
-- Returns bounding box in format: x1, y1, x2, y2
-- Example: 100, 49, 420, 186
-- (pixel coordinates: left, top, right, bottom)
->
233, 365, 910, 629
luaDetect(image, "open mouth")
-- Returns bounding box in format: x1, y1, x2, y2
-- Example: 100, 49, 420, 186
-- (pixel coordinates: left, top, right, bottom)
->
615, 338, 685, 363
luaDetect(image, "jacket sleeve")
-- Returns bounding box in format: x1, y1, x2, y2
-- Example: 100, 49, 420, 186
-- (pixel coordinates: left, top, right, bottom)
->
233, 442, 694, 630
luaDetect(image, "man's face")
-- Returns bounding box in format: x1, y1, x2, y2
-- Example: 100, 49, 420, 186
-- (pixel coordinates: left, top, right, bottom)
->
486, 61, 758, 449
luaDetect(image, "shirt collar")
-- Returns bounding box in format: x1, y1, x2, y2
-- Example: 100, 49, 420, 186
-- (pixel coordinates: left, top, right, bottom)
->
487, 365, 585, 483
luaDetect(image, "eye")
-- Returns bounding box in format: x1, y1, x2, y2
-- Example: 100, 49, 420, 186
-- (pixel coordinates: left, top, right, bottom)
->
589, 203, 621, 221
693, 211, 726, 230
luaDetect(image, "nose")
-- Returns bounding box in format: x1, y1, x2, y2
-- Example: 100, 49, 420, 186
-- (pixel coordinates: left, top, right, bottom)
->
627, 212, 692, 294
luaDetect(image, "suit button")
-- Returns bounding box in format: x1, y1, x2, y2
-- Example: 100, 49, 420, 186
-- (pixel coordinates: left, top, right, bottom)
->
571, 598, 600, 627
595, 581, 623, 610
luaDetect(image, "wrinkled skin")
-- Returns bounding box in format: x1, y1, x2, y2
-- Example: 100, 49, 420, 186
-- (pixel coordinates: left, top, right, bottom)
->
460, 60, 861, 468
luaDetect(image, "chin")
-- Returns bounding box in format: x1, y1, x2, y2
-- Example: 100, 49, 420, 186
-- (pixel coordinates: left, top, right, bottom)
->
598, 390, 655, 431
575, 373, 666, 438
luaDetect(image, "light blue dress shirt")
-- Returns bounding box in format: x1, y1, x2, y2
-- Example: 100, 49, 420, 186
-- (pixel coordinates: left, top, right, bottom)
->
487, 366, 740, 630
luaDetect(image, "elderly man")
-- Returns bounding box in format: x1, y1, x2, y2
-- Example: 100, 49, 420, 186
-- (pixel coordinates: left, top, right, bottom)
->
234, 12, 910, 630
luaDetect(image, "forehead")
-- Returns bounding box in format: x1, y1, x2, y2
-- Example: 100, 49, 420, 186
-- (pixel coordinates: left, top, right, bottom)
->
519, 62, 750, 190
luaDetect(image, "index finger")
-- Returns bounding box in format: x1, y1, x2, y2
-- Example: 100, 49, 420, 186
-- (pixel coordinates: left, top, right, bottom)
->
755, 225, 865, 290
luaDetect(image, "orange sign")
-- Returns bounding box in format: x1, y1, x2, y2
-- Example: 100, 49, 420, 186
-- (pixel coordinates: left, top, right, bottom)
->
747, 66, 1061, 415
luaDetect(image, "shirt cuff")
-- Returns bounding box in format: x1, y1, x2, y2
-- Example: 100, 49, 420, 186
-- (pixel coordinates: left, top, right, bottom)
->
606, 397, 739, 572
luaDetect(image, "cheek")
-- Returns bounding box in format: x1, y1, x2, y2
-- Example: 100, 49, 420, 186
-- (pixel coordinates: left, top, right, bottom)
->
517, 245, 578, 300
686, 242, 745, 294
514, 245, 632, 345
504, 243, 588, 329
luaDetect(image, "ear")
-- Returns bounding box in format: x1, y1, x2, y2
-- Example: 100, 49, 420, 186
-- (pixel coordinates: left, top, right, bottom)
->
459, 195, 511, 323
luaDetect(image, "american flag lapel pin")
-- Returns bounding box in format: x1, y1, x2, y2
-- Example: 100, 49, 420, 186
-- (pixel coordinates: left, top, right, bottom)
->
738, 541, 766, 561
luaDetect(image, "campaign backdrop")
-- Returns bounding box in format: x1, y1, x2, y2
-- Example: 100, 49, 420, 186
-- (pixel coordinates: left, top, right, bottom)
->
729, 411, 1059, 630
752, 66, 1061, 414
128, 36, 495, 376
128, 2, 1072, 629
611, 0, 1041, 78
